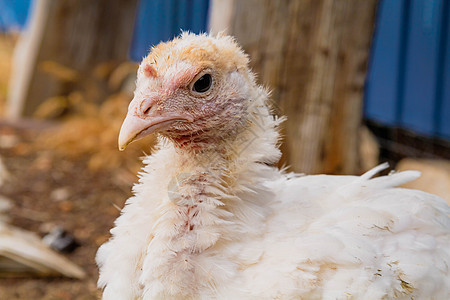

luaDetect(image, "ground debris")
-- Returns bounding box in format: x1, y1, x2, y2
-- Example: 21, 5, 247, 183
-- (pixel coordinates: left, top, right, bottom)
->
0, 222, 85, 279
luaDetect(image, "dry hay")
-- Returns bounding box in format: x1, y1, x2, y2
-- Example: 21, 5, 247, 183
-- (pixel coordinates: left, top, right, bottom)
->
37, 91, 154, 173
27, 59, 154, 174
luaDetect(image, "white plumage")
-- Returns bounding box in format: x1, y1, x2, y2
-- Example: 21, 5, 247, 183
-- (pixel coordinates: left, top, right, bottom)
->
97, 33, 450, 299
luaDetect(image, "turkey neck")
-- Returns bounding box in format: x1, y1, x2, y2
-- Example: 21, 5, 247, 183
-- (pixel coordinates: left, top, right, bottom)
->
139, 99, 282, 295
153, 98, 282, 243
161, 127, 252, 247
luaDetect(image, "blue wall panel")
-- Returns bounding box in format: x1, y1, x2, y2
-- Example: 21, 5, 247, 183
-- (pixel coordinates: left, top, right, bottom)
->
438, 0, 450, 138
401, 0, 444, 135
365, 0, 450, 139
364, 0, 406, 125
190, 0, 210, 33
129, 0, 210, 62
0, 0, 32, 31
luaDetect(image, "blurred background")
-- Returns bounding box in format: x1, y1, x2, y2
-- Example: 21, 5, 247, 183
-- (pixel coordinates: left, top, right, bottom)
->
0, 0, 448, 298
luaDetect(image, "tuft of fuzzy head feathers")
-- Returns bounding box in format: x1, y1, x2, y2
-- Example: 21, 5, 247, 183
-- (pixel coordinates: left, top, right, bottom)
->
142, 32, 250, 77
97, 33, 450, 300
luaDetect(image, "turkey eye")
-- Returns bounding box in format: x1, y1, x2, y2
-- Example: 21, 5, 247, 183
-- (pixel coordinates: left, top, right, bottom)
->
192, 74, 212, 93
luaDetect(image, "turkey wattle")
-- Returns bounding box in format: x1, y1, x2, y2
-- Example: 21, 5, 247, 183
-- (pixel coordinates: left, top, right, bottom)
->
96, 33, 450, 299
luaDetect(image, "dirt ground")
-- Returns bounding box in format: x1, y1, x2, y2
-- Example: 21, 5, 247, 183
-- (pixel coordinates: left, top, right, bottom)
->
0, 121, 140, 299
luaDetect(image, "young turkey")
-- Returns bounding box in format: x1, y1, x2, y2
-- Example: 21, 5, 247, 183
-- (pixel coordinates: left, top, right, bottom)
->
97, 33, 450, 299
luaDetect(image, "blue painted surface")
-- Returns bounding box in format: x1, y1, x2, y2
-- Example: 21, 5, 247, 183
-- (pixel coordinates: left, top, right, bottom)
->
0, 0, 32, 31
129, 0, 210, 62
401, 0, 444, 135
365, 0, 450, 139
364, 0, 406, 124
438, 0, 450, 137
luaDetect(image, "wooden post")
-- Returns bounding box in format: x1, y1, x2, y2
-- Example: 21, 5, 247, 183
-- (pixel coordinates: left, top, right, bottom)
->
210, 0, 377, 174
7, 0, 138, 118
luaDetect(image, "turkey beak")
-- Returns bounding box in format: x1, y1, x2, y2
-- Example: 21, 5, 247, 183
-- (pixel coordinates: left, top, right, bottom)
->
118, 100, 194, 151
118, 114, 150, 151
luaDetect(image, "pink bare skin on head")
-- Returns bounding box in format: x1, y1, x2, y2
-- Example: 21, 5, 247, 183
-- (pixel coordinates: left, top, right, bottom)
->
168, 65, 202, 92
143, 64, 157, 78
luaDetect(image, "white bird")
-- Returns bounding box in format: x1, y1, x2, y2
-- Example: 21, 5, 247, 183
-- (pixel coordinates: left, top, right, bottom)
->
96, 33, 450, 299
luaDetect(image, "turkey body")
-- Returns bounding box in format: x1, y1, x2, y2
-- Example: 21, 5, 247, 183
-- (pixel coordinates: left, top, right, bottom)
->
96, 33, 450, 299
98, 147, 450, 300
